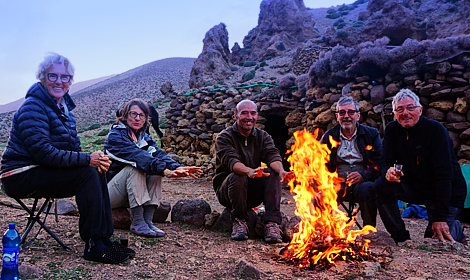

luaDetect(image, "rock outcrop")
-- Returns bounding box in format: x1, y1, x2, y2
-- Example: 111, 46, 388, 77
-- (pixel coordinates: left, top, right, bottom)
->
189, 23, 232, 89
232, 0, 319, 63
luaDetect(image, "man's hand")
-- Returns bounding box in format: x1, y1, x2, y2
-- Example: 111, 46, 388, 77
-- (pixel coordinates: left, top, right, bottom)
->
346, 171, 364, 185
247, 167, 270, 178
279, 170, 294, 183
432, 222, 455, 242
385, 167, 403, 182
176, 166, 203, 178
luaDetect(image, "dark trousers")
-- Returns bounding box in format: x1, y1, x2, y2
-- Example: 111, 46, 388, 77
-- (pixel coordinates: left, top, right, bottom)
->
216, 168, 282, 224
1, 166, 114, 242
338, 181, 377, 227
376, 177, 465, 243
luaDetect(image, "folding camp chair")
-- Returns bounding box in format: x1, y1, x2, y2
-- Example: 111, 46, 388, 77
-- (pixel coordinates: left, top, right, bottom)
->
11, 195, 70, 250
338, 184, 363, 229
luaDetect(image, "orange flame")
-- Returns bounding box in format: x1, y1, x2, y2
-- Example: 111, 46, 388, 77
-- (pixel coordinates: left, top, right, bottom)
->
284, 129, 376, 268
365, 145, 373, 151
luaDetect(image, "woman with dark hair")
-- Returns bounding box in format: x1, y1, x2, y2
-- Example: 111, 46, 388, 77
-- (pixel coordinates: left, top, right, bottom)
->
0, 53, 132, 264
105, 98, 202, 237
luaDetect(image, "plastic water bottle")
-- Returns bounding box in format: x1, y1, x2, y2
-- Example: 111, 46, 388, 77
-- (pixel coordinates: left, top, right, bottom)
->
1, 223, 20, 280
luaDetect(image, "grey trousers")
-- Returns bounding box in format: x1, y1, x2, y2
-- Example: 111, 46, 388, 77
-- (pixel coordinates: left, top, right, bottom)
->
108, 166, 162, 208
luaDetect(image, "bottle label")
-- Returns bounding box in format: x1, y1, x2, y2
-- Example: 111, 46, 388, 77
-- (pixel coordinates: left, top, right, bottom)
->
2, 248, 19, 268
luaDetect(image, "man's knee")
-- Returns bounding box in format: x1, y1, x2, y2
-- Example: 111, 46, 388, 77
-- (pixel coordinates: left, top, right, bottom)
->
354, 181, 375, 200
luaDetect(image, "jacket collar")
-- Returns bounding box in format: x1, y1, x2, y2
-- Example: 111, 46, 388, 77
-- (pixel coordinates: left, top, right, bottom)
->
232, 123, 258, 137
25, 82, 76, 111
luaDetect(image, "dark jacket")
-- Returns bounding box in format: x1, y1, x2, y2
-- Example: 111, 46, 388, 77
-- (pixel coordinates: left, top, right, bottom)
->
382, 117, 466, 221
1, 83, 89, 174
213, 123, 282, 191
320, 123, 383, 182
105, 122, 180, 180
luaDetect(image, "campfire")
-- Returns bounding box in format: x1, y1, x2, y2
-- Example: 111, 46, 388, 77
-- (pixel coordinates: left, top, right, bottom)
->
280, 129, 376, 269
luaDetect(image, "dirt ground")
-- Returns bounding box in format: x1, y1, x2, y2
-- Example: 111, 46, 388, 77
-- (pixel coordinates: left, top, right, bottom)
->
1, 176, 470, 280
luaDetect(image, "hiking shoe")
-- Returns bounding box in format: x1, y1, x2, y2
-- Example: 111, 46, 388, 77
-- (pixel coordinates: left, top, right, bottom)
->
231, 218, 248, 241
264, 222, 282, 244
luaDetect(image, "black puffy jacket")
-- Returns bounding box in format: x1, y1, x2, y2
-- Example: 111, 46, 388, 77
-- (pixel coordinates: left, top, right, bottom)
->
1, 83, 90, 174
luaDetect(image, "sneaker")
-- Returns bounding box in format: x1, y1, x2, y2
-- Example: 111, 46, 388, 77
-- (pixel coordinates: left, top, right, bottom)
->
147, 223, 166, 237
130, 223, 160, 238
83, 245, 129, 264
231, 218, 248, 241
264, 222, 282, 244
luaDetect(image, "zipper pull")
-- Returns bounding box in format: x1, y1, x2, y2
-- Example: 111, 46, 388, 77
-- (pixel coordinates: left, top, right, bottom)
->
245, 138, 247, 147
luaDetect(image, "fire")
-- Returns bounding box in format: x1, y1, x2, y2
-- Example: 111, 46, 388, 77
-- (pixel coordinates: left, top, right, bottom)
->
365, 145, 373, 150
281, 129, 376, 269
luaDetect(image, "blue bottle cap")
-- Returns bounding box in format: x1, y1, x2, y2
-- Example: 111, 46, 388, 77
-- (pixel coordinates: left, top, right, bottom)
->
8, 223, 16, 229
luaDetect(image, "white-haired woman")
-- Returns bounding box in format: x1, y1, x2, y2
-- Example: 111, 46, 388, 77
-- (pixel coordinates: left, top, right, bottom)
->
0, 53, 133, 264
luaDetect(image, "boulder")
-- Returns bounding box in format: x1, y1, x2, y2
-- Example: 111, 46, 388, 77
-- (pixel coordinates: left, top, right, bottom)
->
44, 199, 78, 216
370, 85, 385, 105
112, 207, 132, 230
171, 199, 211, 227
153, 201, 171, 223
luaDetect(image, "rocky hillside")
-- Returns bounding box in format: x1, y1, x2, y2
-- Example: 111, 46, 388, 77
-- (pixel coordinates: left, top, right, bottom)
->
0, 57, 195, 142
189, 0, 470, 87
0, 75, 116, 114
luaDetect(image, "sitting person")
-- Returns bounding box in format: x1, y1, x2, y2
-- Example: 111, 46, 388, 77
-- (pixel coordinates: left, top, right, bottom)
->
377, 89, 466, 243
0, 53, 132, 264
105, 98, 202, 237
213, 99, 292, 243
320, 96, 382, 227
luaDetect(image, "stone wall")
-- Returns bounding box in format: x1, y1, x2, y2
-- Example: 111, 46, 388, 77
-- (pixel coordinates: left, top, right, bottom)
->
163, 54, 470, 172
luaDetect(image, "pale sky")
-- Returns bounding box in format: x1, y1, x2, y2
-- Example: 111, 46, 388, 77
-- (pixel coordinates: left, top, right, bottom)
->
0, 0, 355, 105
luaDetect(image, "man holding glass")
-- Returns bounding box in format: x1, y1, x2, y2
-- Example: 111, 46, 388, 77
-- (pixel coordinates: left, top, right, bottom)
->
377, 89, 466, 243
320, 96, 383, 227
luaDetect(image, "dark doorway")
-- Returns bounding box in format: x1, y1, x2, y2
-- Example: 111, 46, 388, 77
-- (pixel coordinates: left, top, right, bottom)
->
262, 114, 290, 170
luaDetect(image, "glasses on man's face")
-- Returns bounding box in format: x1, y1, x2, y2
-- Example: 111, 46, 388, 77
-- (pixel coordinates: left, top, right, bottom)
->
337, 109, 357, 117
128, 111, 146, 120
46, 73, 72, 83
394, 105, 420, 113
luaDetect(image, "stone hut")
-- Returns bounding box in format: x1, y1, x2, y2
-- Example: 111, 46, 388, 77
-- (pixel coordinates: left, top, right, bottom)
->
163, 52, 470, 172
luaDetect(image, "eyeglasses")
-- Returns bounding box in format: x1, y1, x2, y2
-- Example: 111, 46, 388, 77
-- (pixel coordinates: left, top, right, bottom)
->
337, 110, 357, 117
394, 105, 420, 113
128, 111, 146, 119
47, 73, 72, 83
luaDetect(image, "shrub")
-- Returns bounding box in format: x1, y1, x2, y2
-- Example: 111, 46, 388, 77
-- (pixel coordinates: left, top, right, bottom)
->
326, 13, 340, 19
243, 61, 257, 67
427, 38, 457, 60
295, 74, 309, 95
327, 8, 336, 14
279, 74, 297, 89
259, 61, 268, 67
357, 46, 390, 69
457, 34, 470, 50
242, 70, 256, 82
93, 138, 105, 145
329, 45, 356, 72
333, 19, 346, 29
335, 30, 349, 39
389, 38, 426, 62
97, 128, 109, 136
87, 123, 100, 130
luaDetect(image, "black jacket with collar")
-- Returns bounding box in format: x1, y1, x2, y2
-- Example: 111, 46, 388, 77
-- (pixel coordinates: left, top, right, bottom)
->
382, 117, 466, 221
320, 123, 383, 182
